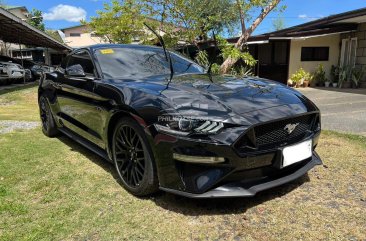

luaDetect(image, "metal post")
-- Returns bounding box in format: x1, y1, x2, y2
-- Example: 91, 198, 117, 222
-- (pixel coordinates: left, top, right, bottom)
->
18, 36, 25, 84
46, 47, 49, 65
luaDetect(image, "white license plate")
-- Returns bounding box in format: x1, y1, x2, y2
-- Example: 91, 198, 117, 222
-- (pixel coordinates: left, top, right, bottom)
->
282, 140, 312, 167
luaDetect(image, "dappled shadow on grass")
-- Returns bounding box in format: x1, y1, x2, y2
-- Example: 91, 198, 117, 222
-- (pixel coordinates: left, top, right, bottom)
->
57, 134, 310, 215
56, 135, 119, 180
0, 82, 37, 95
152, 174, 310, 215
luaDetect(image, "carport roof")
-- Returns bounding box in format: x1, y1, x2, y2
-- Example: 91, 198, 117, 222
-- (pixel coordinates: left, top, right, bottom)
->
0, 7, 71, 51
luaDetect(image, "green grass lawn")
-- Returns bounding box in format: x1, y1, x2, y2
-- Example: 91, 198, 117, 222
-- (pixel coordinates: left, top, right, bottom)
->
0, 84, 39, 121
0, 86, 365, 240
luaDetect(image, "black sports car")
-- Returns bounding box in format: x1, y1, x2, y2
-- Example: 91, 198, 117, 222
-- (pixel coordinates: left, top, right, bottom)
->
38, 44, 322, 198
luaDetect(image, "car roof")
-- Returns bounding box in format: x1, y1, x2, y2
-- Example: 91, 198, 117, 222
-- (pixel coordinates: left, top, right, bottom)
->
72, 44, 164, 54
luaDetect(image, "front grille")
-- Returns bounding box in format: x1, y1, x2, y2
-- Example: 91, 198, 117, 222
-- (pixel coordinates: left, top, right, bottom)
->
236, 114, 318, 152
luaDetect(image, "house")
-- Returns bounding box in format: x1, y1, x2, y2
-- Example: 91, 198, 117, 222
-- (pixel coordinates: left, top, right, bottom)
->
61, 20, 188, 49
1, 5, 30, 20
60, 25, 108, 48
228, 7, 366, 87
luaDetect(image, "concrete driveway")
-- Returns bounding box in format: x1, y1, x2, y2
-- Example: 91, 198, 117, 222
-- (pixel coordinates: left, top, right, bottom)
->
299, 88, 366, 136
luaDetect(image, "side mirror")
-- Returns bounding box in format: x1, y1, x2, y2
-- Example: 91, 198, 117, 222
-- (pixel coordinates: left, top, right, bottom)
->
65, 64, 86, 77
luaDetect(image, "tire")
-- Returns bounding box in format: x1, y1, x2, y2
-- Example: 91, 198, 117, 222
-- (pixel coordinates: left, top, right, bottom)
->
39, 95, 59, 137
112, 117, 159, 196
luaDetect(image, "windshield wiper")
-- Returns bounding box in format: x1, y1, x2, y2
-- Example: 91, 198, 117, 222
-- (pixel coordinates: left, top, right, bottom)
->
144, 23, 174, 88
206, 31, 218, 83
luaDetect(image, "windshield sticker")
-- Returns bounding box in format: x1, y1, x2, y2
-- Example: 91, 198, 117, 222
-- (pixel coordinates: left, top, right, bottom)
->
100, 49, 114, 54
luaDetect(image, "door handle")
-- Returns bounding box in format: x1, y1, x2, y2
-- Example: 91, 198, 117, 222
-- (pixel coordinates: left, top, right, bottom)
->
52, 82, 62, 89
95, 106, 103, 112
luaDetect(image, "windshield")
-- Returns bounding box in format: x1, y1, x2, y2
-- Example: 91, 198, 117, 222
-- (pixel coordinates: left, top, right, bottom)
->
94, 47, 205, 79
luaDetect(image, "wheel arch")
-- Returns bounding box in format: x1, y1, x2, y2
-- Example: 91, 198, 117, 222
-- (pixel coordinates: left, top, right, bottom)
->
105, 108, 150, 160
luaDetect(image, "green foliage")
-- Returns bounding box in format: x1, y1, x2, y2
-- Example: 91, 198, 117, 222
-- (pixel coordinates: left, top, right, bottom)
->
230, 65, 254, 77
210, 63, 221, 74
337, 66, 349, 87
86, 0, 153, 44
220, 0, 285, 73
45, 30, 63, 43
145, 0, 240, 43
291, 68, 310, 84
272, 16, 285, 31
27, 8, 45, 31
216, 36, 256, 67
352, 66, 365, 87
312, 64, 327, 85
330, 65, 339, 84
87, 0, 240, 46
195, 50, 210, 68
194, 51, 220, 74
236, 0, 285, 27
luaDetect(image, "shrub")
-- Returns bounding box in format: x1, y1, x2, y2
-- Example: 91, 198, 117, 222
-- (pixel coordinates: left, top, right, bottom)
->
312, 64, 328, 85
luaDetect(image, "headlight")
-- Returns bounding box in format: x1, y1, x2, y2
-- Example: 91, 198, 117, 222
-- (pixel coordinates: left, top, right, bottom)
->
155, 116, 225, 136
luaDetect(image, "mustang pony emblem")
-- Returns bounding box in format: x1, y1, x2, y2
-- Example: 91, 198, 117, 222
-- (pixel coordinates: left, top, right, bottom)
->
284, 123, 300, 134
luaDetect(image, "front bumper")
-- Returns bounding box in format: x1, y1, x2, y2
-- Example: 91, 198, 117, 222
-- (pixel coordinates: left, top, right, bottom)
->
160, 152, 322, 198
148, 125, 322, 198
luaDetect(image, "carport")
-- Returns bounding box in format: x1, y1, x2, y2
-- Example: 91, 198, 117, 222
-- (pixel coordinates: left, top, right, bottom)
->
0, 7, 71, 50
0, 7, 71, 84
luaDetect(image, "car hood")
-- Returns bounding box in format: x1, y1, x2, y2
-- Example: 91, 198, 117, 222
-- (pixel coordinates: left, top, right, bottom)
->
111, 74, 317, 125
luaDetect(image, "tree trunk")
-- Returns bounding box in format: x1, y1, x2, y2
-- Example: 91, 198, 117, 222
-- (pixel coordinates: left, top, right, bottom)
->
220, 0, 280, 74
236, 0, 246, 35
220, 56, 237, 74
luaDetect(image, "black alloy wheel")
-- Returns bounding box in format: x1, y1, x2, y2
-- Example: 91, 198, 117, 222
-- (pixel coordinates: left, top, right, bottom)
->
39, 95, 59, 137
112, 118, 158, 196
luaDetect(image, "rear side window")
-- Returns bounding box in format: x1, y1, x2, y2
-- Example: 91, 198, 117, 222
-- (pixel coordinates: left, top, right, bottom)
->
67, 51, 96, 76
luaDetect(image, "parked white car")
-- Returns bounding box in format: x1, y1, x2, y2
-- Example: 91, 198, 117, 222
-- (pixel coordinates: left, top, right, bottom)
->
0, 61, 25, 85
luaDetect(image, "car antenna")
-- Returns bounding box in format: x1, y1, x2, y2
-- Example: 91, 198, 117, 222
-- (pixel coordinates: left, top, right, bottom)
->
144, 23, 174, 88
206, 31, 217, 83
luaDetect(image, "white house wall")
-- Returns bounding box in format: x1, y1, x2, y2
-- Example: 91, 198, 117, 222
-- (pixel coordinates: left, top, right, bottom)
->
288, 34, 341, 82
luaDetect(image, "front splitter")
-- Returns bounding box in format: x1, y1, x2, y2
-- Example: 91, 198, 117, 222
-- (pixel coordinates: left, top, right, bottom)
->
160, 152, 322, 198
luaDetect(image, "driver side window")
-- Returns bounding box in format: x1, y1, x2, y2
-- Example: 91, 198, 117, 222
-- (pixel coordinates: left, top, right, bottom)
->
67, 51, 96, 77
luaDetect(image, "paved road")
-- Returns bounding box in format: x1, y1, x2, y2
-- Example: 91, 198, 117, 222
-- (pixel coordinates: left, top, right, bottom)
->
299, 88, 366, 136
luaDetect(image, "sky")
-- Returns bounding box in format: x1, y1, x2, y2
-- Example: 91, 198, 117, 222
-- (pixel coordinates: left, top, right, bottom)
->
4, 0, 366, 36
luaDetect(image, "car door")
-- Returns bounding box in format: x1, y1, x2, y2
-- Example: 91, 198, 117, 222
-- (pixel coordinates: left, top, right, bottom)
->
57, 50, 109, 148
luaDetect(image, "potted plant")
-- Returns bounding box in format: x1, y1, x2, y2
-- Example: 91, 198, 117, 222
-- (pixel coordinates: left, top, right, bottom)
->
338, 66, 351, 88
312, 64, 327, 87
330, 65, 339, 87
291, 68, 307, 88
309, 73, 317, 87
324, 79, 331, 87
351, 66, 364, 88
302, 72, 311, 87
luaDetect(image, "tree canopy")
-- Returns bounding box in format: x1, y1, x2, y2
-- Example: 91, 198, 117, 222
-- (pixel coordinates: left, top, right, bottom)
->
86, 0, 286, 73
220, 0, 284, 73
86, 0, 240, 46
27, 8, 45, 31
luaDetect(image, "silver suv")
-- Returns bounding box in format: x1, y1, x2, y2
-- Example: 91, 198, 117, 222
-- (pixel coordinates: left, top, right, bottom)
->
0, 62, 25, 85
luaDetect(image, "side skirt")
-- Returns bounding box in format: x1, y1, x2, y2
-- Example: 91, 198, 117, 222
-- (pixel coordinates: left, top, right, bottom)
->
59, 127, 112, 163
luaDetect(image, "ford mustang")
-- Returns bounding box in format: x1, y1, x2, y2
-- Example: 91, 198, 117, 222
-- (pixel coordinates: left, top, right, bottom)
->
38, 44, 322, 198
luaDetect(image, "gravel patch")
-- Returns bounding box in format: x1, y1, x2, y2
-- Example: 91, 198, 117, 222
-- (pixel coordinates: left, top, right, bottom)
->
0, 120, 40, 134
